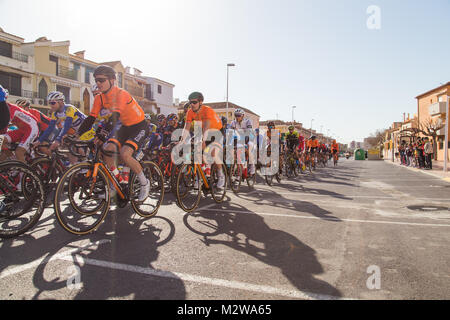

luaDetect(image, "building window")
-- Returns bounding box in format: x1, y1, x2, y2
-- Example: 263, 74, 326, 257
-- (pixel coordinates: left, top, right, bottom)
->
118, 72, 123, 88
85, 67, 94, 84
49, 55, 59, 75
0, 40, 12, 58
0, 71, 21, 96
38, 78, 48, 101
158, 85, 162, 94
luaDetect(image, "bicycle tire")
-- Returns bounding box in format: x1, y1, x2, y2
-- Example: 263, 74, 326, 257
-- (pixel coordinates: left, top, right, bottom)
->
210, 164, 227, 203
130, 160, 164, 218
54, 162, 110, 235
0, 161, 45, 239
230, 162, 242, 194
176, 164, 201, 213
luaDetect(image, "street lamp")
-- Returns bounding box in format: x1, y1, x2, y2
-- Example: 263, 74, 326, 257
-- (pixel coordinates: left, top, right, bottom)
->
291, 106, 296, 125
444, 93, 449, 172
226, 63, 235, 122
310, 119, 314, 137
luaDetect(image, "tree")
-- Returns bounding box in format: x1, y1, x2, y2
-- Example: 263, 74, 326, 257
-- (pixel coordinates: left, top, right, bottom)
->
400, 117, 444, 160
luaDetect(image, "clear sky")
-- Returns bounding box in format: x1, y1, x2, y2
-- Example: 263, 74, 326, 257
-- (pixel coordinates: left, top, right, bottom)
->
1, 0, 449, 144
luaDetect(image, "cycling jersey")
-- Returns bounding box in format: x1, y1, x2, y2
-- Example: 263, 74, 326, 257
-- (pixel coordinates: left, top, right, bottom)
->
27, 108, 51, 132
331, 143, 339, 152
230, 118, 253, 130
298, 136, 305, 151
90, 86, 145, 127
186, 105, 222, 131
39, 104, 86, 143
146, 132, 163, 150
286, 131, 299, 150
307, 139, 319, 148
1, 103, 39, 150
161, 124, 179, 147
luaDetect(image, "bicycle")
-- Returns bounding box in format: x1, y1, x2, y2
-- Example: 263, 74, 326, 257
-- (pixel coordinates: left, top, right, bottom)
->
0, 159, 45, 239
53, 138, 164, 235
229, 144, 256, 193
175, 147, 228, 213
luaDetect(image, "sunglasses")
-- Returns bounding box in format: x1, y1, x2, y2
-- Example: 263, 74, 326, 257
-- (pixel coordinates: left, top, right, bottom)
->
94, 78, 108, 83
268, 126, 275, 129
235, 114, 243, 117
190, 100, 199, 105
49, 101, 58, 105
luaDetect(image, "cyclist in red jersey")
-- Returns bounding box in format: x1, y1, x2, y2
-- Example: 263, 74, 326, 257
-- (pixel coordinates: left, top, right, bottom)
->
15, 98, 51, 133
0, 102, 39, 163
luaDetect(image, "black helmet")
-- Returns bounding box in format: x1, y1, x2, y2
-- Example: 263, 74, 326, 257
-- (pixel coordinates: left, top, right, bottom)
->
267, 121, 275, 128
188, 92, 204, 102
183, 102, 190, 111
221, 116, 228, 124
94, 65, 116, 80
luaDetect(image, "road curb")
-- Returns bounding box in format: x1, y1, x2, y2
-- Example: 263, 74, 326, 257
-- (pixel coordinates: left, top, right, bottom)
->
383, 160, 450, 182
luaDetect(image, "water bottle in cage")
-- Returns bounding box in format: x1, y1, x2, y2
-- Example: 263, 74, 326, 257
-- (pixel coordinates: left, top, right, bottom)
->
135, 149, 144, 161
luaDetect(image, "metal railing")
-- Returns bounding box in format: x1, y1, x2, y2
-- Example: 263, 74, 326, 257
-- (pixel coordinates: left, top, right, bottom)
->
0, 48, 29, 63
57, 65, 78, 81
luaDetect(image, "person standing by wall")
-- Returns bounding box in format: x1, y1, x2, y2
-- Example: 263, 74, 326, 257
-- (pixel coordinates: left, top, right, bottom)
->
423, 137, 433, 170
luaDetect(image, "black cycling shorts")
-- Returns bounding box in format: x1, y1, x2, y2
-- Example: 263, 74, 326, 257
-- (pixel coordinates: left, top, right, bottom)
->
109, 120, 149, 152
310, 147, 318, 153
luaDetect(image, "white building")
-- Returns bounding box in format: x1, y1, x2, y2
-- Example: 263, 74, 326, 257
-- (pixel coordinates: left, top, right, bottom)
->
141, 76, 176, 116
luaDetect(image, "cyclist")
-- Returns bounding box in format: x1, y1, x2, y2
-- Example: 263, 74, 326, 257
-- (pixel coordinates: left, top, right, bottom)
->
156, 114, 166, 135
180, 91, 225, 189
0, 97, 39, 163
15, 98, 51, 134
286, 125, 300, 158
307, 135, 320, 165
77, 65, 150, 201
35, 92, 87, 157
0, 85, 10, 132
331, 140, 339, 163
178, 102, 190, 128
161, 113, 180, 147
230, 108, 255, 176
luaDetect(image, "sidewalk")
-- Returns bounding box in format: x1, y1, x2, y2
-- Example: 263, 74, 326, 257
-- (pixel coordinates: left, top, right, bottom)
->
383, 159, 450, 182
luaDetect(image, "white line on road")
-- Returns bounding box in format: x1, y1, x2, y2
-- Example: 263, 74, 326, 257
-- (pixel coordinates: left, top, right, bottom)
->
58, 255, 350, 300
199, 209, 450, 228
0, 239, 111, 279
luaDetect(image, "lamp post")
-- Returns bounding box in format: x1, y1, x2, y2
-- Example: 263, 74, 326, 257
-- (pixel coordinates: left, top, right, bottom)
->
444, 94, 449, 172
226, 63, 235, 122
291, 106, 296, 125
310, 119, 314, 137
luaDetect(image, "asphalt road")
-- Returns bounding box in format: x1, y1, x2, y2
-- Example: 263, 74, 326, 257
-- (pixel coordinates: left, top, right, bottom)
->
1, 158, 449, 300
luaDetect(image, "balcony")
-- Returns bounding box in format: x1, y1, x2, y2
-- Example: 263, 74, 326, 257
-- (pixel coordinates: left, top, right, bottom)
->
429, 102, 447, 116
57, 65, 78, 81
0, 48, 29, 63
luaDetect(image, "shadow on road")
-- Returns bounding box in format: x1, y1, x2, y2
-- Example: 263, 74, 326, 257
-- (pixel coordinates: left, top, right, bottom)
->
29, 210, 184, 300
184, 201, 342, 299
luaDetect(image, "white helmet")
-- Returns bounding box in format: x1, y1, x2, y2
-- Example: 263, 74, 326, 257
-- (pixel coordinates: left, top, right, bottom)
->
16, 98, 31, 108
234, 108, 244, 116
47, 91, 65, 102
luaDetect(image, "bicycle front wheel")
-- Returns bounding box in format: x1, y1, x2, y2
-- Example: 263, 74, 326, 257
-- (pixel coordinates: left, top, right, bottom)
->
176, 164, 201, 213
210, 164, 227, 203
0, 161, 45, 239
130, 160, 164, 218
54, 162, 110, 235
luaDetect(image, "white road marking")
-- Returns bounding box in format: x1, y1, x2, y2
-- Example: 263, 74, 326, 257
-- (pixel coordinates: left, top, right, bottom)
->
0, 239, 111, 279
199, 208, 450, 228
58, 255, 351, 300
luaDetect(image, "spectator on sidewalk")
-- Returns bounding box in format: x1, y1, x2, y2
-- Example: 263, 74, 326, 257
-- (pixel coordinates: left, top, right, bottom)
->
424, 137, 433, 170
407, 143, 413, 167
418, 138, 425, 169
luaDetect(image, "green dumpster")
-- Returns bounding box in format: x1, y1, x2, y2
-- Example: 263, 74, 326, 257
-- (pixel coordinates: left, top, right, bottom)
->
354, 149, 366, 160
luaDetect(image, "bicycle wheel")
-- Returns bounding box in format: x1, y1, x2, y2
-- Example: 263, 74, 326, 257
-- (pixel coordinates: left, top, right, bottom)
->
29, 157, 65, 206
265, 173, 274, 186
210, 164, 227, 203
54, 162, 110, 235
176, 164, 201, 213
0, 161, 45, 239
130, 160, 164, 218
170, 164, 182, 194
229, 162, 242, 193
